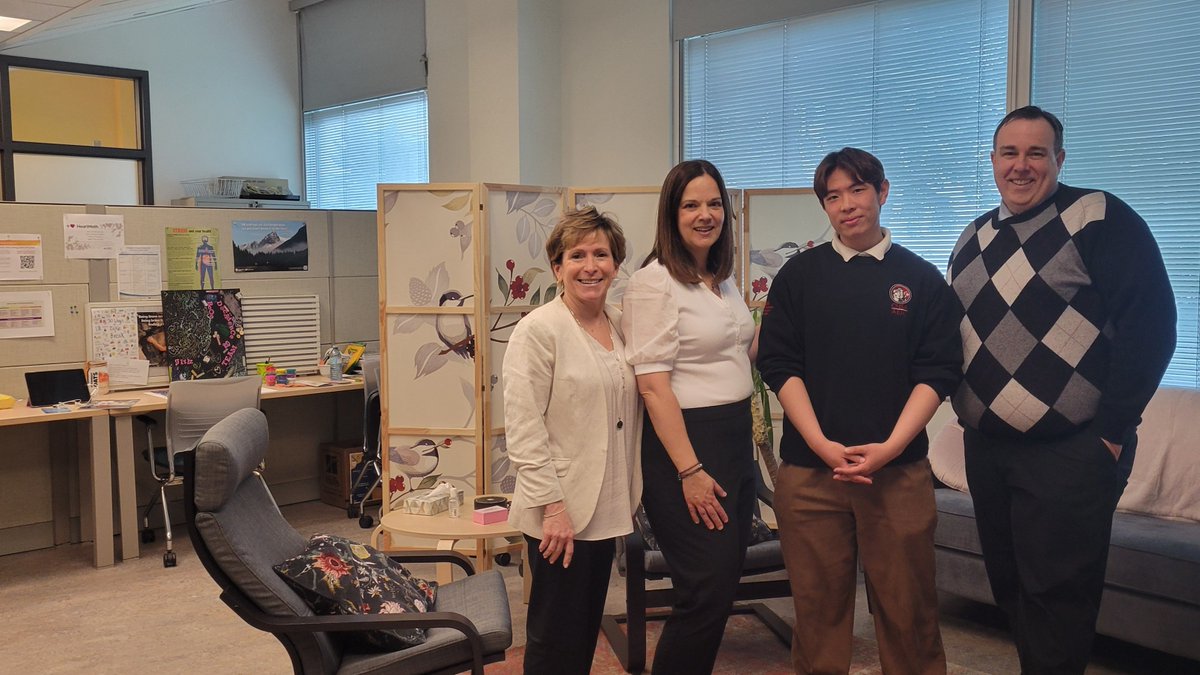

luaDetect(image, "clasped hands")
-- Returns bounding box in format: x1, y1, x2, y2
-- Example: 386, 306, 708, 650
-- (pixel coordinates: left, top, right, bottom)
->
815, 439, 903, 485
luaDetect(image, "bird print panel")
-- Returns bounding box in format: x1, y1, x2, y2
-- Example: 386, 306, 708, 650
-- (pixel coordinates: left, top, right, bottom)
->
386, 433, 477, 511
381, 188, 476, 310
386, 314, 477, 429
744, 189, 829, 305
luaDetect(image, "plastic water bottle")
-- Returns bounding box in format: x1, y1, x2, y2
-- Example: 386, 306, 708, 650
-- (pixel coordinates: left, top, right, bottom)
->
328, 346, 343, 382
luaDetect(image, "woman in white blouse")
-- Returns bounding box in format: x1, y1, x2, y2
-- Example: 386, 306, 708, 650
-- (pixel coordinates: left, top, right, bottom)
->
503, 207, 642, 674
621, 160, 758, 674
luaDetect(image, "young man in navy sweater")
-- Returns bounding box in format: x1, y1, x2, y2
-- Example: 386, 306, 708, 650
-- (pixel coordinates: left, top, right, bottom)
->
948, 106, 1176, 674
758, 148, 962, 674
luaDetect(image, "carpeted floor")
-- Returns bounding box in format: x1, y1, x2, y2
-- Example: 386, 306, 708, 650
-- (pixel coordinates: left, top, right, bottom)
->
1, 500, 1196, 674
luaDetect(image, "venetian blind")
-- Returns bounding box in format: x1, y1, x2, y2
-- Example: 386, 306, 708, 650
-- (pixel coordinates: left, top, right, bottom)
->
1032, 0, 1200, 388
303, 91, 429, 210
682, 0, 1009, 267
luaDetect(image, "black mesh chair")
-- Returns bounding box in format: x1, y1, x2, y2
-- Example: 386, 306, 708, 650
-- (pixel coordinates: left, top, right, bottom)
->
600, 464, 792, 673
348, 354, 382, 528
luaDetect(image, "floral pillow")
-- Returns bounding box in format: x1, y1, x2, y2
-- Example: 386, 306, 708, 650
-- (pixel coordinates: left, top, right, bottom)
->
274, 534, 438, 651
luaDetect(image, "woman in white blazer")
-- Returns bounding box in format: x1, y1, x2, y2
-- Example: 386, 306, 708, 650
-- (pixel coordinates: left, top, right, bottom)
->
503, 206, 642, 674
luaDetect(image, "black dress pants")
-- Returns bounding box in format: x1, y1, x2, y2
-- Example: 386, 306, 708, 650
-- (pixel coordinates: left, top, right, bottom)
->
522, 536, 616, 675
964, 425, 1136, 675
640, 398, 756, 675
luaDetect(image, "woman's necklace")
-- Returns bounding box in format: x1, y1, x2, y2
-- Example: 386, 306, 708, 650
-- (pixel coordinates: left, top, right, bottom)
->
565, 299, 626, 430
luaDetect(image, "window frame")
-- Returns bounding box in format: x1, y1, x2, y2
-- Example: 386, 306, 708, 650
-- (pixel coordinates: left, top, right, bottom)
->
0, 55, 153, 204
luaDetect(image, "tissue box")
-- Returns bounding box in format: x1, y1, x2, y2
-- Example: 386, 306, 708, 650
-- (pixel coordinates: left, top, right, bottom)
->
403, 493, 449, 516
401, 486, 465, 516
472, 505, 510, 525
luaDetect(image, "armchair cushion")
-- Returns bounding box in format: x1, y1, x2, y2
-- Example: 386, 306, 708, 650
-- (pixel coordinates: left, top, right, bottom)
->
274, 534, 439, 651
634, 508, 776, 551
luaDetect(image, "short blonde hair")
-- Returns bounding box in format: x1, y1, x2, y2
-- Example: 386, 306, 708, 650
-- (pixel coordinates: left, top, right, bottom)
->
545, 206, 627, 267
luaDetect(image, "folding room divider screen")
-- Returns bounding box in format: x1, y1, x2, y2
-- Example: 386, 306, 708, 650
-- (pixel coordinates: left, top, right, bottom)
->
376, 183, 826, 551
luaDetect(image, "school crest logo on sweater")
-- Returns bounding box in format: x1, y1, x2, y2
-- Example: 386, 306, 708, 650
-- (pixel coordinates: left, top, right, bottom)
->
889, 284, 911, 315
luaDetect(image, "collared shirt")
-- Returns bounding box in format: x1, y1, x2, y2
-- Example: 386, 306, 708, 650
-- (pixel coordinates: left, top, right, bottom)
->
830, 227, 893, 262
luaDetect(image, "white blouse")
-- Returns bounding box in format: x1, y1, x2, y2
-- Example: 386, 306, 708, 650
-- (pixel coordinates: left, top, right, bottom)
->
621, 260, 755, 409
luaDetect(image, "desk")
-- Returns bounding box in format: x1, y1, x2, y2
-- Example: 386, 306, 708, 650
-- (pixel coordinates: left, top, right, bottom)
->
102, 376, 363, 561
0, 403, 113, 567
373, 505, 523, 586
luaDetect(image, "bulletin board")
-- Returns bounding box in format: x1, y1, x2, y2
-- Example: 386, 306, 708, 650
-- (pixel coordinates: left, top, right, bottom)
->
85, 300, 170, 389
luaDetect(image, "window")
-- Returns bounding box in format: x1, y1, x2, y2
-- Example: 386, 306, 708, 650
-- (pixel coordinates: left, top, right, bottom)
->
1031, 0, 1200, 387
0, 56, 152, 204
303, 91, 429, 210
682, 0, 1009, 266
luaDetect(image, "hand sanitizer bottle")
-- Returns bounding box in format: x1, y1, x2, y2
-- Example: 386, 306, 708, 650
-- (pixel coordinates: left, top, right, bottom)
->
449, 490, 461, 518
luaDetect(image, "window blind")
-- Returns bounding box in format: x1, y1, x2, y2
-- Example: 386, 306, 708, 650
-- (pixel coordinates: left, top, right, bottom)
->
682, 0, 1008, 268
1032, 0, 1200, 388
303, 91, 429, 210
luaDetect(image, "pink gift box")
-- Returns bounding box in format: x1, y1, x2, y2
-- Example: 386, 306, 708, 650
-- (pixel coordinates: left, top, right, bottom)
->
472, 505, 509, 525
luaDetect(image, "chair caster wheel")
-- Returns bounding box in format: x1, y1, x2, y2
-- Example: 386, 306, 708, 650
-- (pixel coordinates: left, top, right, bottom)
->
163, 551, 177, 567
495, 553, 512, 567
359, 514, 374, 528
141, 528, 156, 543
346, 505, 358, 519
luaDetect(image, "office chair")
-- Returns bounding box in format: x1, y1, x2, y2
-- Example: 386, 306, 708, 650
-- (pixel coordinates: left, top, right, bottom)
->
348, 354, 383, 528
600, 463, 792, 673
137, 376, 262, 567
184, 408, 512, 675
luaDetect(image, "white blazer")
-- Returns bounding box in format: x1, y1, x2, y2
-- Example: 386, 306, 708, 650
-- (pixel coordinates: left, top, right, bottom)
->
502, 296, 643, 538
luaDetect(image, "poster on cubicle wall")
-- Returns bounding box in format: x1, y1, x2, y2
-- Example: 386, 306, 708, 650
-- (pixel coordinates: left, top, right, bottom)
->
161, 289, 246, 381
86, 301, 170, 389
165, 227, 221, 290
232, 220, 309, 272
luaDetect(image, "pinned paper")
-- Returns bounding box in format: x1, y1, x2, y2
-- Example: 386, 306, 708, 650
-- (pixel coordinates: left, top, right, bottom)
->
107, 357, 150, 386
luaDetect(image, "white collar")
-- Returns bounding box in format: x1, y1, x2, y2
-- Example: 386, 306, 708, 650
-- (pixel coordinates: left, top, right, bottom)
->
831, 227, 891, 262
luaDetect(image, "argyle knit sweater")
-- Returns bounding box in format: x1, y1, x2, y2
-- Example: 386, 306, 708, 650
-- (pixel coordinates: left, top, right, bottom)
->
758, 243, 963, 469
948, 184, 1176, 443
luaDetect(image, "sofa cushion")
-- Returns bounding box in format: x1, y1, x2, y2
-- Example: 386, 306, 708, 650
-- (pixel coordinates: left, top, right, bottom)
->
929, 420, 969, 492
275, 534, 439, 651
935, 488, 1200, 606
1116, 387, 1200, 522
1106, 513, 1200, 607
933, 488, 982, 555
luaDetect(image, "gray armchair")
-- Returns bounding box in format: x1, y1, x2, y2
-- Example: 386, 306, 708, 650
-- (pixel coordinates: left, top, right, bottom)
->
183, 408, 513, 674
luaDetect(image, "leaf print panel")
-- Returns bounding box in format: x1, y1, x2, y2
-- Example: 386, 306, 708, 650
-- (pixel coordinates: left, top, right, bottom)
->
381, 187, 476, 308
485, 185, 564, 310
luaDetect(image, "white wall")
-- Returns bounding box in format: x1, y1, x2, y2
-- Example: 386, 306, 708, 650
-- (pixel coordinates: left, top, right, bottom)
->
4, 0, 302, 205
426, 0, 673, 187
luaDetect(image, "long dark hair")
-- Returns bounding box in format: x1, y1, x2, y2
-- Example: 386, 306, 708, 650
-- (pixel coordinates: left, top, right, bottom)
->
643, 159, 735, 285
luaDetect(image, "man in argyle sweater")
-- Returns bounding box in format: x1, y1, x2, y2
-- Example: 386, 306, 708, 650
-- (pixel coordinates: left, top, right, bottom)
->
948, 106, 1176, 674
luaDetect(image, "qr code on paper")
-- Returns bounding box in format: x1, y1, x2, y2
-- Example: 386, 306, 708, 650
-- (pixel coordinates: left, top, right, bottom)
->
19, 255, 34, 270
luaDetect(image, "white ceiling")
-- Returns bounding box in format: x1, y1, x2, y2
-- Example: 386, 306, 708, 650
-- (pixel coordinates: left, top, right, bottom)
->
0, 0, 236, 49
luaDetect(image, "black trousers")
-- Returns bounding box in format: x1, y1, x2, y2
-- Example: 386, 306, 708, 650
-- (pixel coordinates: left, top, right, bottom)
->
964, 425, 1136, 675
522, 535, 616, 675
640, 398, 756, 675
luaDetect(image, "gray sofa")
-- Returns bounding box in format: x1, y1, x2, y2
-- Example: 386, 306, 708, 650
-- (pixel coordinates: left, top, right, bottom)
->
929, 387, 1200, 662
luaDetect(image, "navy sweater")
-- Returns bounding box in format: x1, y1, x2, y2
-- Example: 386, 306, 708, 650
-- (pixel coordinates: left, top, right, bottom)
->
757, 242, 963, 469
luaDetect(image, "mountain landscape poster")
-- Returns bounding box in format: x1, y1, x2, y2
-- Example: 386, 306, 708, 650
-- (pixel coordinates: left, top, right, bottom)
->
232, 220, 309, 272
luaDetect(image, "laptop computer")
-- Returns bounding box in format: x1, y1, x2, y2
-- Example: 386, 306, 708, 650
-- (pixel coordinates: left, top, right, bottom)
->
25, 369, 92, 407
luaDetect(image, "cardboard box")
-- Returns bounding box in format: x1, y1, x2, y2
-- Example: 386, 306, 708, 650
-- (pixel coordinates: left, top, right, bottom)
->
319, 441, 381, 509
472, 505, 509, 525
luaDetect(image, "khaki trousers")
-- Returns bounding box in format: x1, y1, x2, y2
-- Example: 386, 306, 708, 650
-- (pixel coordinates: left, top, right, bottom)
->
775, 459, 946, 675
